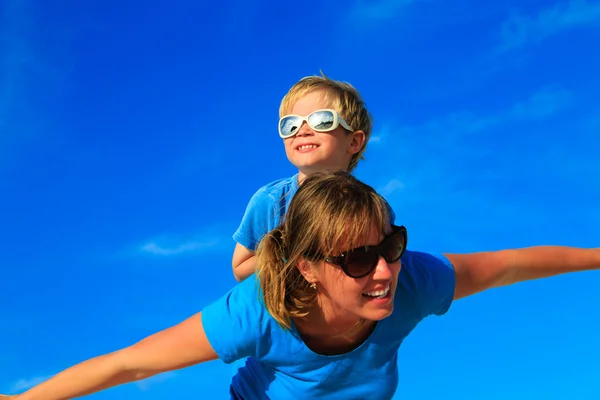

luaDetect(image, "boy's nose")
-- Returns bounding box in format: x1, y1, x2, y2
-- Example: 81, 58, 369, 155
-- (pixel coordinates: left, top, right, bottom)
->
296, 121, 314, 137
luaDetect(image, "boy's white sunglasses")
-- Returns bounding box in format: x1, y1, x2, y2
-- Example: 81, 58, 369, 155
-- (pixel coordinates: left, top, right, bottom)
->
278, 109, 354, 139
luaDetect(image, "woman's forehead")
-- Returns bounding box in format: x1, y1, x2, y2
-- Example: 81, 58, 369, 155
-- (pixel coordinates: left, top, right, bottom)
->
330, 220, 391, 252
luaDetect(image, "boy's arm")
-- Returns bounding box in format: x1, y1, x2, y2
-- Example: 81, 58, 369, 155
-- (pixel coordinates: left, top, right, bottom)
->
232, 243, 256, 282
232, 185, 279, 281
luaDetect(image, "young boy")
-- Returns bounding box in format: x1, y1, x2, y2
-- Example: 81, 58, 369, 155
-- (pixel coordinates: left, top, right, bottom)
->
232, 73, 375, 281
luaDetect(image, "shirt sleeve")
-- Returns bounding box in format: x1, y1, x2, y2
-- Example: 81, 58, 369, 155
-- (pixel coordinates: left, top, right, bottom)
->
400, 251, 456, 317
233, 187, 276, 252
201, 278, 265, 364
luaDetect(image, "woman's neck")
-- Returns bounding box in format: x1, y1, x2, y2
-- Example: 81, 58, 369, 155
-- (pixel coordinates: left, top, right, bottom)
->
293, 306, 377, 355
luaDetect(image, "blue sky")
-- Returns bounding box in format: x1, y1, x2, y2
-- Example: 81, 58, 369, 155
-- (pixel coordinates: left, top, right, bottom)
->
1, 0, 599, 398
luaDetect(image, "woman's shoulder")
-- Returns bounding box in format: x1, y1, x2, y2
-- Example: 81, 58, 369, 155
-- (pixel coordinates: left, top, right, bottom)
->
201, 278, 281, 363
203, 278, 268, 329
399, 250, 454, 285
394, 250, 456, 319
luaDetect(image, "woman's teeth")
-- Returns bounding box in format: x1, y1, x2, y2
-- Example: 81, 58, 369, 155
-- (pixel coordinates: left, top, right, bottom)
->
363, 286, 390, 298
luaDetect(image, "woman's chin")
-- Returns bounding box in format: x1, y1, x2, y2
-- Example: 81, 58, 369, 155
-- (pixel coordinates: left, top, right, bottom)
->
361, 305, 394, 322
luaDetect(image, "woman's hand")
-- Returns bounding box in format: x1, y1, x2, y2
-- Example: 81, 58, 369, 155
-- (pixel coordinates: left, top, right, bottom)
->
0, 395, 18, 399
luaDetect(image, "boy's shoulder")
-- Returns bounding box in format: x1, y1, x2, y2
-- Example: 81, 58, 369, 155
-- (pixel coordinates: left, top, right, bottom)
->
234, 174, 300, 251
253, 173, 299, 199
247, 174, 300, 207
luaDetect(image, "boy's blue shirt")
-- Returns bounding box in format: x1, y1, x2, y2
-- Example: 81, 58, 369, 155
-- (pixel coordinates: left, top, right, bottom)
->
233, 174, 395, 252
233, 174, 300, 252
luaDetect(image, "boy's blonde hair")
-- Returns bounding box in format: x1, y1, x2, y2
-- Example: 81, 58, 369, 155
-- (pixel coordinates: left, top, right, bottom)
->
279, 72, 372, 172
255, 171, 390, 330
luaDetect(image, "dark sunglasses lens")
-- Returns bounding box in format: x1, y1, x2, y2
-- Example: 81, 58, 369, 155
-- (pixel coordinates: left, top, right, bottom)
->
345, 249, 378, 277
280, 117, 302, 137
308, 110, 334, 131
383, 231, 405, 262
345, 230, 405, 277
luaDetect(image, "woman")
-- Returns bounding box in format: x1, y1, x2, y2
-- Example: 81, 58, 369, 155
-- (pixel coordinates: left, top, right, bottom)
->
2, 171, 598, 400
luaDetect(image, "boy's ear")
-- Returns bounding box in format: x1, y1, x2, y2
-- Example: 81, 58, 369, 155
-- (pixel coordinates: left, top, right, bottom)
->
297, 257, 318, 284
348, 130, 366, 155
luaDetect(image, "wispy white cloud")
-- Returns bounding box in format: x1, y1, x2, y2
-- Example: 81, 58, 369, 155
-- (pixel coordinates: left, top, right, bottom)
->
363, 86, 573, 191
510, 85, 573, 119
397, 85, 572, 139
140, 239, 218, 256
359, 85, 589, 250
9, 375, 51, 393
369, 123, 394, 144
498, 0, 600, 51
379, 179, 405, 197
134, 223, 235, 257
139, 236, 220, 256
369, 135, 382, 144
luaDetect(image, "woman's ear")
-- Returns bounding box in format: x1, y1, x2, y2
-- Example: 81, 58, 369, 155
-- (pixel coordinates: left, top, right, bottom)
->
297, 257, 318, 285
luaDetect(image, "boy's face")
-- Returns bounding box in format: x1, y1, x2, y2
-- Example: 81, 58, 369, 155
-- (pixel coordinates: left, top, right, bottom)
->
283, 90, 364, 179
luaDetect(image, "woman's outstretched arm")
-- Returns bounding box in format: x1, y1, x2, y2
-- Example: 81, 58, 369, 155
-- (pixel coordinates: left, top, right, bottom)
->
447, 246, 600, 300
7, 312, 217, 400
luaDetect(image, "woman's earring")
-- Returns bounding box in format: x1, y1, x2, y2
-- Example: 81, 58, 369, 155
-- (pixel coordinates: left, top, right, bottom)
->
310, 283, 317, 290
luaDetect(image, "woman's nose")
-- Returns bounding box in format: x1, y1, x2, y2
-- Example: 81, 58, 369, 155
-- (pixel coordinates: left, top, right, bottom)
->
371, 256, 393, 280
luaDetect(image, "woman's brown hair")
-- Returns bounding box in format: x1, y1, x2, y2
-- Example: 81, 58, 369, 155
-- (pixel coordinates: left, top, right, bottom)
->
256, 170, 391, 330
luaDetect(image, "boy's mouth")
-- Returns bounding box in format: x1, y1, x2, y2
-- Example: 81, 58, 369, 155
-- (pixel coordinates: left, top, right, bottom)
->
296, 144, 319, 152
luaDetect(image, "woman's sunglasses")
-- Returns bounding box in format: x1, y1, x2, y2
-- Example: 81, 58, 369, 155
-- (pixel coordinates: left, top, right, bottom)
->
278, 109, 354, 139
312, 225, 408, 279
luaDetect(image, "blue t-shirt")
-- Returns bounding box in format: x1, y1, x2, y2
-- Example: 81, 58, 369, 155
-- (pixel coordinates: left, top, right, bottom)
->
234, 174, 396, 252
233, 174, 300, 252
202, 251, 456, 399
